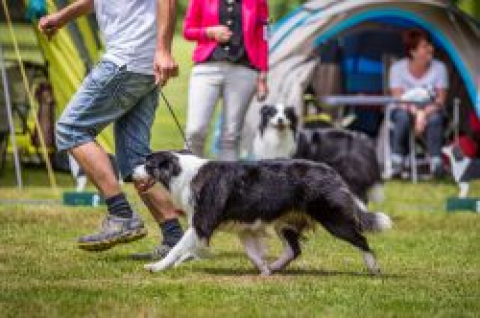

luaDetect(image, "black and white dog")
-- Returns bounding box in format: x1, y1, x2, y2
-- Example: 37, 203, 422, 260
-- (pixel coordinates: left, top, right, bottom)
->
252, 103, 298, 160
252, 103, 383, 203
136, 150, 391, 276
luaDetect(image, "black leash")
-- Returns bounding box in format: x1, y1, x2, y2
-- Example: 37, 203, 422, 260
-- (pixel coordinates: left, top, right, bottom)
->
159, 89, 191, 151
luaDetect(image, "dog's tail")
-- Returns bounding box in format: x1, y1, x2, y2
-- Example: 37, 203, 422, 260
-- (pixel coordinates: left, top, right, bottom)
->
354, 197, 392, 232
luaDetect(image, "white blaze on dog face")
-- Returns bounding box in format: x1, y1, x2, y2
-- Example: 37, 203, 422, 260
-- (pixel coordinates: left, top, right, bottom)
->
269, 103, 289, 129
263, 103, 297, 132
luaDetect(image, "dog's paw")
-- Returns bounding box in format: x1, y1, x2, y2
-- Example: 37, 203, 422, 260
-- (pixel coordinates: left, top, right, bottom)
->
368, 266, 381, 276
260, 266, 272, 277
144, 262, 164, 273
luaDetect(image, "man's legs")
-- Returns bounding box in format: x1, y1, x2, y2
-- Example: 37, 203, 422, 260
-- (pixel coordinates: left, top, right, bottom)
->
72, 141, 147, 251
71, 142, 121, 198
120, 88, 183, 260
57, 60, 182, 252
129, 184, 184, 260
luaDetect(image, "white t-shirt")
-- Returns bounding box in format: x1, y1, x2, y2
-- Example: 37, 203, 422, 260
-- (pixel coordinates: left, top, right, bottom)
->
94, 0, 157, 75
389, 58, 449, 92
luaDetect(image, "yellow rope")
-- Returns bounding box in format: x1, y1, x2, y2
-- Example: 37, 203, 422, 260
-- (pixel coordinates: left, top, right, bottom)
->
2, 0, 58, 193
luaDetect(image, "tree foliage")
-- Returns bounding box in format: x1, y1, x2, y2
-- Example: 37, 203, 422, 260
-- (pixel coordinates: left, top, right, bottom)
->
176, 0, 478, 24
177, 0, 307, 23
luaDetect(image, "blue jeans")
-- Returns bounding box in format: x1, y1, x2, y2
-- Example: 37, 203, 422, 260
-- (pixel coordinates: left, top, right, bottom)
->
56, 60, 158, 180
390, 108, 444, 158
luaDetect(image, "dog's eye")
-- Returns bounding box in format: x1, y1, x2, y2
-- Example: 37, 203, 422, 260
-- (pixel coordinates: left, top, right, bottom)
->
267, 109, 277, 118
158, 160, 169, 168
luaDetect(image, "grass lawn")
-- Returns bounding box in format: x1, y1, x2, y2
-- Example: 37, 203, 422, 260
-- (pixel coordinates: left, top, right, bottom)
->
1, 36, 480, 317
0, 179, 480, 317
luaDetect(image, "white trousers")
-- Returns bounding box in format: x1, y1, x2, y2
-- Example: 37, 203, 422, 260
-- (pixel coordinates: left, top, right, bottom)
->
186, 62, 258, 160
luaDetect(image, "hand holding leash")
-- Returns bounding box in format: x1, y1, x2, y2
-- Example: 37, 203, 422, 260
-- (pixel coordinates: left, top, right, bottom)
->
256, 72, 268, 102
154, 49, 179, 86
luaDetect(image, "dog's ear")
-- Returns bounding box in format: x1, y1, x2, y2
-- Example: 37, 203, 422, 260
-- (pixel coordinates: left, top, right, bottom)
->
285, 106, 298, 133
147, 152, 181, 190
259, 105, 275, 133
160, 159, 181, 190
260, 105, 275, 117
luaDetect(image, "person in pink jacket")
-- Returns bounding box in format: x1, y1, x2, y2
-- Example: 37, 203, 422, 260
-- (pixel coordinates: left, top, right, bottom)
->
183, 0, 269, 160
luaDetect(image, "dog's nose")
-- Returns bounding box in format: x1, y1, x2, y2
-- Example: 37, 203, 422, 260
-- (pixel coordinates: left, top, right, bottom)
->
278, 118, 284, 125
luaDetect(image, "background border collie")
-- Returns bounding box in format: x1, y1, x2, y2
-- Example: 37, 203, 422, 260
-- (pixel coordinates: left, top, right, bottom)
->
252, 103, 383, 203
136, 151, 392, 276
253, 103, 298, 160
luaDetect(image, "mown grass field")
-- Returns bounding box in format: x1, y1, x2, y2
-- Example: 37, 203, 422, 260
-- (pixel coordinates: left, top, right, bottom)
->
1, 36, 480, 317
1, 179, 480, 317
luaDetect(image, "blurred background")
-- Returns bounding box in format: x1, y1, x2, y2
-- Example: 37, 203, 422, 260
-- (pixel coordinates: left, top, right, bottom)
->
0, 0, 478, 189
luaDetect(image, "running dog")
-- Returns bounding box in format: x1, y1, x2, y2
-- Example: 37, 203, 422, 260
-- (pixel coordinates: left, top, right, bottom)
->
135, 151, 392, 276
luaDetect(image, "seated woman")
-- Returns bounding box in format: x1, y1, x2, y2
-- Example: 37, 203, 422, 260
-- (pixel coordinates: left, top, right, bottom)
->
389, 28, 449, 178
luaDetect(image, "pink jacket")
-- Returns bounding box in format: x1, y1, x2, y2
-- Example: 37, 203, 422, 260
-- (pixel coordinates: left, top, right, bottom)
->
183, 0, 269, 72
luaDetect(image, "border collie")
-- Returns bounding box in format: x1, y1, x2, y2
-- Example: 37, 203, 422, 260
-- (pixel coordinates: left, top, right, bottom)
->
252, 103, 298, 160
252, 103, 383, 203
135, 151, 392, 276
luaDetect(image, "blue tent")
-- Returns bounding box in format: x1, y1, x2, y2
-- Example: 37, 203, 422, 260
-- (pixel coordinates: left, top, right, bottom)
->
240, 0, 479, 144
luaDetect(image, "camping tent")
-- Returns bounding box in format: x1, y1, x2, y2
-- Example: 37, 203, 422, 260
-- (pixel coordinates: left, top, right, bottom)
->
243, 0, 479, 148
0, 0, 113, 187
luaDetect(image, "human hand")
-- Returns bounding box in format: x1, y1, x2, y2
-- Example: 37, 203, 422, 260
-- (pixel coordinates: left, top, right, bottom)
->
38, 13, 63, 40
206, 25, 232, 43
153, 49, 179, 86
415, 110, 427, 135
256, 74, 268, 102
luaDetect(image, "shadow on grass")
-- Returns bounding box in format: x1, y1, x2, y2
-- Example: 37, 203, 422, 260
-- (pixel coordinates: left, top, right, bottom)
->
196, 266, 402, 279
97, 250, 246, 263
95, 251, 402, 279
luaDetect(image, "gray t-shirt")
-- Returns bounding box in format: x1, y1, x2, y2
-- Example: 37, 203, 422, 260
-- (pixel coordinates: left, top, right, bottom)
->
389, 58, 449, 92
94, 0, 157, 75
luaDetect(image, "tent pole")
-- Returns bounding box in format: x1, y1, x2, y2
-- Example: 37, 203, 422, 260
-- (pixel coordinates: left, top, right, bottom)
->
0, 45, 23, 189
2, 0, 58, 193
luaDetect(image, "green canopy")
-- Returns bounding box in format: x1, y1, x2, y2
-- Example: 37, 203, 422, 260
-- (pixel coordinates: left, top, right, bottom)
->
0, 0, 115, 157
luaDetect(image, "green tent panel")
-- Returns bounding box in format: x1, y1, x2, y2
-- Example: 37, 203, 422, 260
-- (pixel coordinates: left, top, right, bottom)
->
1, 0, 114, 155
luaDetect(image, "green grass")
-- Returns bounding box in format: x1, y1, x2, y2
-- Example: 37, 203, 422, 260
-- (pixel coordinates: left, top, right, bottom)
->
151, 37, 194, 151
1, 36, 480, 317
0, 181, 480, 317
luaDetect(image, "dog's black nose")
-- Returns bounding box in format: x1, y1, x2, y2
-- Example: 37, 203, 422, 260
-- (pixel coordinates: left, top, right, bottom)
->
278, 118, 284, 125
